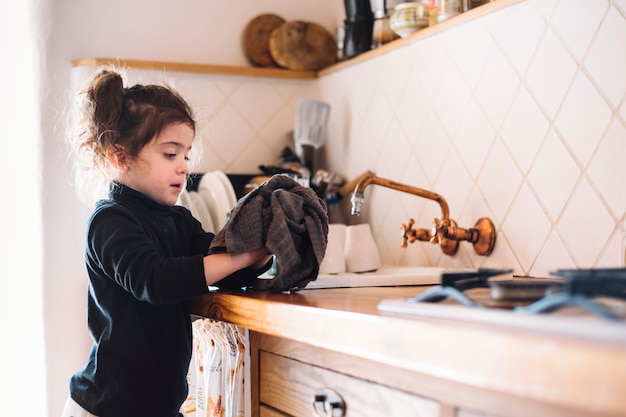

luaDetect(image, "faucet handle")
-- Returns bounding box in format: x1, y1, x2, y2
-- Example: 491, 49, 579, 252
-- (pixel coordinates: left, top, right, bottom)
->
401, 219, 417, 248
401, 218, 433, 247
431, 218, 460, 255
430, 218, 440, 244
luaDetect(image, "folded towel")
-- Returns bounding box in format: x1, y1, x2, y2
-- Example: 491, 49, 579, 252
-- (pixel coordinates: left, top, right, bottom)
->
209, 175, 328, 292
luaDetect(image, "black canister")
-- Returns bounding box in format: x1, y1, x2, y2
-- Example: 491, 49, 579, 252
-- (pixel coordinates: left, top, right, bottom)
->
343, 0, 374, 58
344, 0, 373, 19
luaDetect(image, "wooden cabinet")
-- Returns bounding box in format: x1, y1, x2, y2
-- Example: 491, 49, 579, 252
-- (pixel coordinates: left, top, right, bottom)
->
249, 332, 508, 417
259, 349, 439, 416
192, 287, 626, 417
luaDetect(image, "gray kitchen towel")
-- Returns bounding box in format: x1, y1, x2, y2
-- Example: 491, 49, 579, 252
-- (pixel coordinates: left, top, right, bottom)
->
209, 174, 329, 292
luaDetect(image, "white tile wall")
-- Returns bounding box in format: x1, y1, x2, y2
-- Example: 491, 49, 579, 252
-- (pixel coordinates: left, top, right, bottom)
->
85, 0, 626, 278
319, 0, 626, 277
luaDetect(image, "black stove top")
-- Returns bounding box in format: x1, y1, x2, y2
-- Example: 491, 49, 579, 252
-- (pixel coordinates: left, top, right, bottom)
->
408, 268, 626, 321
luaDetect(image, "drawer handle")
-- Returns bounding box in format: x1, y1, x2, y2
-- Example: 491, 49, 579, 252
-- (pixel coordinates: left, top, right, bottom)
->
313, 388, 346, 417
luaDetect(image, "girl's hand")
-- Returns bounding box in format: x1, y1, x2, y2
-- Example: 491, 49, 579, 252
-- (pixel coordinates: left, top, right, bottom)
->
203, 247, 270, 286
251, 249, 273, 269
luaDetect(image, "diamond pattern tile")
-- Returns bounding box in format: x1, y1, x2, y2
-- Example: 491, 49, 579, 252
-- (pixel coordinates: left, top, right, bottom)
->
432, 58, 472, 138
532, 231, 575, 277
552, 0, 609, 61
530, 0, 560, 20
407, 35, 450, 100
448, 22, 493, 90
364, 84, 395, 152
487, 1, 545, 76
415, 110, 451, 185
501, 183, 551, 272
434, 149, 474, 221
528, 130, 580, 221
378, 49, 412, 112
208, 104, 256, 166
557, 179, 615, 267
585, 6, 626, 107
525, 29, 577, 119
597, 232, 626, 268
474, 46, 520, 129
588, 119, 626, 219
477, 140, 523, 225
453, 97, 496, 178
396, 72, 431, 139
500, 86, 549, 173
229, 81, 285, 130
555, 71, 612, 166
344, 64, 379, 118
377, 119, 412, 180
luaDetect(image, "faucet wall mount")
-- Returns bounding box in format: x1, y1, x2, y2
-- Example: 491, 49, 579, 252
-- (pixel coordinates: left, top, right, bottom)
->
351, 174, 496, 256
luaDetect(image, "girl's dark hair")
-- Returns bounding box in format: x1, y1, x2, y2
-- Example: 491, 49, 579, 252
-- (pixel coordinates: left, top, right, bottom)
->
69, 69, 197, 204
80, 69, 196, 171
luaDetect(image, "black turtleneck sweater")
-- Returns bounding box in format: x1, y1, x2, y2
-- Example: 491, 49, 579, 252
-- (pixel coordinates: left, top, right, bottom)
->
70, 184, 213, 417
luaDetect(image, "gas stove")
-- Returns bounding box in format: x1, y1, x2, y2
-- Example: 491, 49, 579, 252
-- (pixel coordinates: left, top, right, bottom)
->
379, 268, 626, 323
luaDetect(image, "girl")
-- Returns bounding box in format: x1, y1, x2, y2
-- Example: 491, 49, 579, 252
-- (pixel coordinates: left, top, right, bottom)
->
63, 70, 270, 417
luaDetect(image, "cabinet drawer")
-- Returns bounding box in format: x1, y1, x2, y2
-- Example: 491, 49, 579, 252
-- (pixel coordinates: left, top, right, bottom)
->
260, 404, 290, 417
260, 351, 439, 417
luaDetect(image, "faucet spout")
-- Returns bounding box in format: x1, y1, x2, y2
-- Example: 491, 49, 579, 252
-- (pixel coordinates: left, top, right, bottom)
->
351, 174, 450, 219
349, 173, 496, 256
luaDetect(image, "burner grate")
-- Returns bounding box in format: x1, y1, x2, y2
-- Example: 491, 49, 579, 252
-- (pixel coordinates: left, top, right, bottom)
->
406, 268, 512, 307
515, 268, 626, 320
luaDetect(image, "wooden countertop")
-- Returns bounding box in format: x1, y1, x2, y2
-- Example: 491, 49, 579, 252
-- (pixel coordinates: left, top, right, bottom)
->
191, 285, 626, 417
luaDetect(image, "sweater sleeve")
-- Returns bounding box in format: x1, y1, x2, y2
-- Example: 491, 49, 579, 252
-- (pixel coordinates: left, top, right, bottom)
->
86, 206, 209, 305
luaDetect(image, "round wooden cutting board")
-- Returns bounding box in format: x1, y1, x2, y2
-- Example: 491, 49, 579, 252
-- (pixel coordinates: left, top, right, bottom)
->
242, 14, 286, 67
268, 21, 336, 71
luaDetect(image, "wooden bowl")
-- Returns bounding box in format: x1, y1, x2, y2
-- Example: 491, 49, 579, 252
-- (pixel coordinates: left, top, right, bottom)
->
242, 14, 286, 67
269, 21, 336, 71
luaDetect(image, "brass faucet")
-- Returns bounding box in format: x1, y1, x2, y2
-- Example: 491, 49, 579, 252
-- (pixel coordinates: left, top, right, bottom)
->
350, 174, 496, 256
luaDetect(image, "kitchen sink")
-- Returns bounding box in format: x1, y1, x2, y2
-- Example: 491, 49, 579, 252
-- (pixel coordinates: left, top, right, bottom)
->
304, 266, 448, 289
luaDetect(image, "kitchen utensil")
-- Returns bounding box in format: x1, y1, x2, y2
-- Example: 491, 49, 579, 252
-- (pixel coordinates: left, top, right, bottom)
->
268, 21, 337, 71
293, 99, 331, 173
242, 14, 286, 67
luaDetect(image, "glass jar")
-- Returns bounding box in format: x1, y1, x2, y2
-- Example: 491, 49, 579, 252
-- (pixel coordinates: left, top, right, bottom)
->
429, 0, 460, 23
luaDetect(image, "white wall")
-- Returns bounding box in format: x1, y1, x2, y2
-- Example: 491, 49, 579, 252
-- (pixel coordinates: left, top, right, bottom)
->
0, 1, 48, 416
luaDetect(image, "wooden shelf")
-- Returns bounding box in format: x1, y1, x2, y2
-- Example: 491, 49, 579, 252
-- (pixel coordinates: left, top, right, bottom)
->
70, 57, 319, 80
71, 0, 523, 80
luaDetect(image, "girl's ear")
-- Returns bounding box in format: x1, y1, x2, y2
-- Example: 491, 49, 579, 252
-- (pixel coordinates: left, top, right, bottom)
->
107, 145, 127, 172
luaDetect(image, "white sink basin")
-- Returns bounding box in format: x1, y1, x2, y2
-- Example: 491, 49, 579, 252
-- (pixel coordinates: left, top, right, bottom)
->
304, 266, 447, 289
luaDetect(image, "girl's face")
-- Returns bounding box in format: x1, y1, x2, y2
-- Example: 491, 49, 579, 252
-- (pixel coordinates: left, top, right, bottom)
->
119, 123, 194, 206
